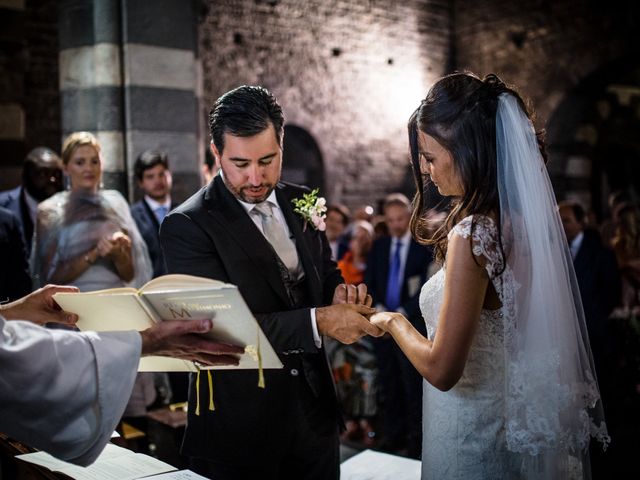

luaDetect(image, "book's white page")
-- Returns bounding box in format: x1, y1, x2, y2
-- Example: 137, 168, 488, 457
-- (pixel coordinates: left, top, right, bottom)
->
143, 286, 282, 369
141, 274, 226, 292
53, 292, 152, 332
17, 444, 176, 480
340, 449, 421, 480
144, 470, 209, 479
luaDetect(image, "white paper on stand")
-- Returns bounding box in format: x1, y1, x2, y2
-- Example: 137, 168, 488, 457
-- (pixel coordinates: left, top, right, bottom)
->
16, 443, 176, 480
340, 449, 421, 480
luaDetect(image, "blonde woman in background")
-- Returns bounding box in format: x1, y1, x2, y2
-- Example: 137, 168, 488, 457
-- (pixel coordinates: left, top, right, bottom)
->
32, 132, 155, 435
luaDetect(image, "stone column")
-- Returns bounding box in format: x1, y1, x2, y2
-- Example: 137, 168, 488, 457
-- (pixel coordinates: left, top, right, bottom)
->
58, 0, 202, 201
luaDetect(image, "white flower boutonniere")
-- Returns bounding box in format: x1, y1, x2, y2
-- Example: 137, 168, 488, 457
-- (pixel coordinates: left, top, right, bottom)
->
291, 188, 327, 232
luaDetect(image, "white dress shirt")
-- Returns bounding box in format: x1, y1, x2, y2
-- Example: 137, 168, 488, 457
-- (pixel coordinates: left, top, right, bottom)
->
144, 195, 172, 221
570, 231, 584, 261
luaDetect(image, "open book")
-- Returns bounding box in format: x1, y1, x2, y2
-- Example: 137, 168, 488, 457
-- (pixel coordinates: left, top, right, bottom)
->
53, 274, 283, 372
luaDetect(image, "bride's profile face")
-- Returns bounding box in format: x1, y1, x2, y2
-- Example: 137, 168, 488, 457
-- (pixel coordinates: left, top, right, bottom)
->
64, 145, 102, 192
417, 131, 463, 197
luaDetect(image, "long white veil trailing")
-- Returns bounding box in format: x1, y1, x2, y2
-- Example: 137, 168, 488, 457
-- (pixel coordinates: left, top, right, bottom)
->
496, 94, 609, 478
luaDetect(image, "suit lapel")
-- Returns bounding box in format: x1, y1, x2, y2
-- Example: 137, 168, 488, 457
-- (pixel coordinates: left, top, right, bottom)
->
381, 236, 392, 289
204, 177, 291, 306
142, 199, 161, 230
276, 187, 323, 305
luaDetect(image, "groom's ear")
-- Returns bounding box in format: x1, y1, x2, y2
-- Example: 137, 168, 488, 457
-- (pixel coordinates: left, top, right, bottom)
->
210, 142, 221, 163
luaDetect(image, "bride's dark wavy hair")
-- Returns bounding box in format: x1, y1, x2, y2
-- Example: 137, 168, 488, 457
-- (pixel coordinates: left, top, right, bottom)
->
408, 72, 546, 266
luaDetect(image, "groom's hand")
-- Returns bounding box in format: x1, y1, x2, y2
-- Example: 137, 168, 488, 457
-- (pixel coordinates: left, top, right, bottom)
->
316, 304, 382, 344
332, 283, 372, 307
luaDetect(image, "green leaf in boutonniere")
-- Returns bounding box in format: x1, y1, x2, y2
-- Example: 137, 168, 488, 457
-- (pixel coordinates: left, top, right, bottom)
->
291, 188, 327, 232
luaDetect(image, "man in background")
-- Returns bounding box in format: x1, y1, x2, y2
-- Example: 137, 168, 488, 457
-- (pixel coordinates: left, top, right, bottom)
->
325, 204, 350, 261
558, 201, 620, 376
365, 193, 433, 458
130, 150, 184, 406
0, 207, 31, 302
0, 147, 63, 253
131, 150, 175, 278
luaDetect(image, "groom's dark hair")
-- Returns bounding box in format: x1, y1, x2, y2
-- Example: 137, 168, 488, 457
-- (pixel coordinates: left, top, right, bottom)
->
209, 85, 284, 155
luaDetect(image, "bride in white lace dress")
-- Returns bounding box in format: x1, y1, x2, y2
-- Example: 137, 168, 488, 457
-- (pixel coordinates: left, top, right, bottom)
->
370, 73, 609, 479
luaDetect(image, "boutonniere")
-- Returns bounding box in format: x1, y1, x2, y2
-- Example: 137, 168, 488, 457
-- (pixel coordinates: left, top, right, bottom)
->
291, 188, 327, 232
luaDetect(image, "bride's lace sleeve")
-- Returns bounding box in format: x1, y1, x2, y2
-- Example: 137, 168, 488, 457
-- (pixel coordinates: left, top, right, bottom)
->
448, 215, 504, 278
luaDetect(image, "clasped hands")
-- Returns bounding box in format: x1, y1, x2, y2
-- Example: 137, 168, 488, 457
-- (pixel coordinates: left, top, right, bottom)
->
316, 283, 384, 344
86, 231, 132, 263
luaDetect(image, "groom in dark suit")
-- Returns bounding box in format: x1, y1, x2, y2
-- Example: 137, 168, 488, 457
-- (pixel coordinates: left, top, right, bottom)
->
160, 85, 379, 480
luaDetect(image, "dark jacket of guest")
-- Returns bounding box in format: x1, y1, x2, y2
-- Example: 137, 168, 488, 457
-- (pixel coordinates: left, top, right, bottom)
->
365, 236, 432, 331
573, 229, 621, 355
0, 206, 31, 302
131, 199, 176, 278
0, 187, 33, 254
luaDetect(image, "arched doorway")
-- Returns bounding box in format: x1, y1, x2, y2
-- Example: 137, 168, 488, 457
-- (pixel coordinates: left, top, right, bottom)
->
281, 125, 324, 192
546, 57, 640, 220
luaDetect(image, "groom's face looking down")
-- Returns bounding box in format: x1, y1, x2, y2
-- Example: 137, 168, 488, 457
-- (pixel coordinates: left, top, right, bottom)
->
212, 123, 283, 204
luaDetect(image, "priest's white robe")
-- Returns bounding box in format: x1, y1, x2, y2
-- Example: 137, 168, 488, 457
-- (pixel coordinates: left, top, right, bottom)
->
0, 315, 140, 466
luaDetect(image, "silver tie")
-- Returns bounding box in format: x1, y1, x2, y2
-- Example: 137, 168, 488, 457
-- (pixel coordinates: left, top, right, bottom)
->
253, 202, 300, 274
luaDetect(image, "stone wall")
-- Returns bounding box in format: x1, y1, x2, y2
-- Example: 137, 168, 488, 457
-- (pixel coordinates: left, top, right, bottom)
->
453, 0, 640, 210
198, 0, 452, 209
0, 0, 60, 190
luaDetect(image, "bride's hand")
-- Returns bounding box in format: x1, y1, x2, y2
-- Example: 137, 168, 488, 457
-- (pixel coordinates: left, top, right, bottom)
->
369, 311, 404, 333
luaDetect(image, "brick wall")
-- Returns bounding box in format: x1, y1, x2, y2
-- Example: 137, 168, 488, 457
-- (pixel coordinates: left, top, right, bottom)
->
198, 0, 452, 209
454, 0, 636, 123
453, 0, 640, 210
0, 0, 60, 190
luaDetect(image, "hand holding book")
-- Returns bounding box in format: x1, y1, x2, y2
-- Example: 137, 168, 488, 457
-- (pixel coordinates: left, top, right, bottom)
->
140, 318, 243, 367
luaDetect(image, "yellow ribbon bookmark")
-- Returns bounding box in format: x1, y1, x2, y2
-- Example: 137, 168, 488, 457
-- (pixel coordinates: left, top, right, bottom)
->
195, 369, 216, 416
195, 326, 267, 416
244, 338, 265, 388
207, 370, 215, 411
195, 370, 201, 416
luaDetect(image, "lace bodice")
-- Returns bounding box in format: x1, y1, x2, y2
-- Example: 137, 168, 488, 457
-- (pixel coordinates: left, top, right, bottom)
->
419, 215, 522, 479
420, 215, 515, 343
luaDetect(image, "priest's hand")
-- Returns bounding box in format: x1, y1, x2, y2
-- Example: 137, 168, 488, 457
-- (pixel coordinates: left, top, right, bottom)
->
332, 283, 372, 306
0, 284, 80, 326
140, 319, 244, 366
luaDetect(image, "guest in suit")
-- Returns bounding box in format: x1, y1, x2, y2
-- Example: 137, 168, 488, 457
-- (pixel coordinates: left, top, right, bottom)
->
131, 150, 175, 278
365, 193, 433, 458
559, 201, 620, 372
0, 206, 31, 302
325, 204, 350, 261
0, 147, 63, 254
130, 150, 183, 406
160, 85, 381, 480
559, 200, 621, 477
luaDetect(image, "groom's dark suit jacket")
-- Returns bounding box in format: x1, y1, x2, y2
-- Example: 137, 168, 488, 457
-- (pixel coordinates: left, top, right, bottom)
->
159, 175, 342, 466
